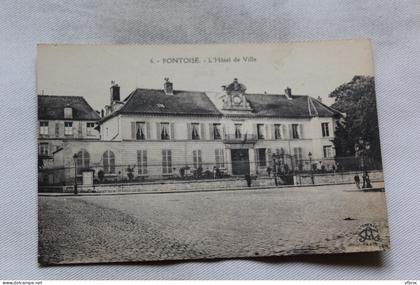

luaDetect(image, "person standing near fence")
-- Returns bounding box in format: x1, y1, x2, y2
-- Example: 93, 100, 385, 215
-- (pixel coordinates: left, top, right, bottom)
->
354, 174, 361, 189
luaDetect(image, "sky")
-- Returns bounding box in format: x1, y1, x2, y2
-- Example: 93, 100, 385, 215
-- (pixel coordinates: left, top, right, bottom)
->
37, 39, 374, 111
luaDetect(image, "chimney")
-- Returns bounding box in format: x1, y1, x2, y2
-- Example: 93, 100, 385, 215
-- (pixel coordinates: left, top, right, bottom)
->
110, 81, 120, 105
284, 87, 292, 100
317, 96, 322, 102
163, 77, 173, 95
101, 109, 104, 118
64, 104, 73, 119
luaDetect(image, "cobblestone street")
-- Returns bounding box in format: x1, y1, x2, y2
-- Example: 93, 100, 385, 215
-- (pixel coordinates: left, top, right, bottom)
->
38, 184, 390, 264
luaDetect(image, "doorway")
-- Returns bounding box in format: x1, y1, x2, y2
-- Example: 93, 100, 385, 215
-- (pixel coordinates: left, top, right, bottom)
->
231, 149, 250, 175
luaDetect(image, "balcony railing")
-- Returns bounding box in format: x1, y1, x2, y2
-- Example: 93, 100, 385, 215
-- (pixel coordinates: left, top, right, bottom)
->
223, 133, 258, 144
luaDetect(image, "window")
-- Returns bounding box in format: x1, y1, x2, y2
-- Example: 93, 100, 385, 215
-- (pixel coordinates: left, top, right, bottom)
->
39, 143, 49, 156
64, 122, 73, 136
39, 121, 48, 136
162, 150, 172, 174
103, 150, 115, 174
191, 123, 200, 140
293, 147, 303, 161
76, 149, 90, 174
64, 106, 73, 119
323, 146, 333, 158
234, 124, 242, 139
86, 122, 95, 136
257, 124, 265, 139
161, 123, 170, 140
137, 150, 148, 175
257, 148, 267, 167
193, 150, 202, 169
136, 122, 145, 140
213, 123, 221, 140
274, 124, 281, 139
322, 122, 330, 137
215, 149, 224, 168
292, 124, 299, 139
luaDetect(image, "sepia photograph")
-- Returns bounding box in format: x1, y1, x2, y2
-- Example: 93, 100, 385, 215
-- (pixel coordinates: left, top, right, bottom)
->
37, 40, 389, 265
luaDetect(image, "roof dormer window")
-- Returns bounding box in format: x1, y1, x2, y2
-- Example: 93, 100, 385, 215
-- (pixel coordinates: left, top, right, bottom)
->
64, 105, 73, 119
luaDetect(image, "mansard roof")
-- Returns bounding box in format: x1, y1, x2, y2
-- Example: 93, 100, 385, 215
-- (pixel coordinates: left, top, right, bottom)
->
117, 88, 222, 116
100, 87, 341, 123
245, 93, 341, 118
38, 95, 100, 121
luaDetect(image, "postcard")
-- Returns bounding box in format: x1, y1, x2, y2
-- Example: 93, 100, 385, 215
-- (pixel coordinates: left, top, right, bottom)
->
37, 40, 389, 264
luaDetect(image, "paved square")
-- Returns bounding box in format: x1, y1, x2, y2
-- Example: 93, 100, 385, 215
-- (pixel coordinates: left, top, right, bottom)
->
38, 184, 389, 264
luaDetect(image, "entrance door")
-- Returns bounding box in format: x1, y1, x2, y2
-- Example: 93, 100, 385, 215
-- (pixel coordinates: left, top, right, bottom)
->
231, 149, 250, 175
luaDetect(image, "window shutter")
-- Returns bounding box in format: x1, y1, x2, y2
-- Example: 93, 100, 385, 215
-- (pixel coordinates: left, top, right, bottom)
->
78, 122, 83, 137
193, 150, 197, 168
200, 123, 205, 140
282, 124, 287, 139
289, 124, 294, 139
208, 123, 213, 140
156, 122, 160, 140
222, 124, 226, 138
143, 150, 148, 174
267, 148, 272, 165
137, 150, 141, 174
187, 123, 192, 140
131, 122, 136, 140
170, 123, 175, 140
72, 123, 76, 137
271, 124, 275, 139
298, 124, 304, 139
146, 122, 151, 140
198, 150, 202, 166
265, 124, 270, 139
55, 122, 60, 137
253, 124, 257, 136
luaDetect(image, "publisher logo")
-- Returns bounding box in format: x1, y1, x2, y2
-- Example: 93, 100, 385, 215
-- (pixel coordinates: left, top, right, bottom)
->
358, 223, 380, 242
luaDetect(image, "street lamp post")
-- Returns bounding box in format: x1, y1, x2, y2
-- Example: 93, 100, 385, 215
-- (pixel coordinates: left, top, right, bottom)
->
272, 154, 278, 186
308, 152, 314, 184
354, 138, 372, 189
73, 153, 78, 195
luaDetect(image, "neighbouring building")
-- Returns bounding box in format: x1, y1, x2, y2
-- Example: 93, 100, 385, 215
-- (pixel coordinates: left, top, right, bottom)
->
51, 78, 341, 185
38, 95, 100, 184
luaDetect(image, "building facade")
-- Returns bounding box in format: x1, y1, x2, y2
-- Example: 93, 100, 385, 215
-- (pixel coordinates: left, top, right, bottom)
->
51, 79, 341, 185
38, 95, 100, 184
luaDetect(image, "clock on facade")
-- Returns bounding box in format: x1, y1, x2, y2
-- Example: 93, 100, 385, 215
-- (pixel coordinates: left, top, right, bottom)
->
233, 94, 243, 105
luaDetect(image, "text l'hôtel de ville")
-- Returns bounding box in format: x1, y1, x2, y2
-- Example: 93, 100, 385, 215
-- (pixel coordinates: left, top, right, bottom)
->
149, 56, 257, 64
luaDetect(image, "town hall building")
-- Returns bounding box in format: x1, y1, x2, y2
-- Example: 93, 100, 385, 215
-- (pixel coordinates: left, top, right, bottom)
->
50, 78, 341, 185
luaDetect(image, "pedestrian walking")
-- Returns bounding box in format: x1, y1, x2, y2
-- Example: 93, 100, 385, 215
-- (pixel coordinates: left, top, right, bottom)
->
266, 166, 272, 177
354, 174, 361, 189
245, 173, 252, 187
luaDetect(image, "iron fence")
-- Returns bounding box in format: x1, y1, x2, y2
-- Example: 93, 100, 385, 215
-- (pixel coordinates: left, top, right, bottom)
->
38, 155, 382, 186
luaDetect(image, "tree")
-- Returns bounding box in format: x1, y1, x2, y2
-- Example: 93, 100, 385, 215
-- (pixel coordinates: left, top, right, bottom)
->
329, 76, 382, 164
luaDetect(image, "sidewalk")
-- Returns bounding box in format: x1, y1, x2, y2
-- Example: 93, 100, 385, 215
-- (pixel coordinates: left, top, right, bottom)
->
38, 181, 385, 197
